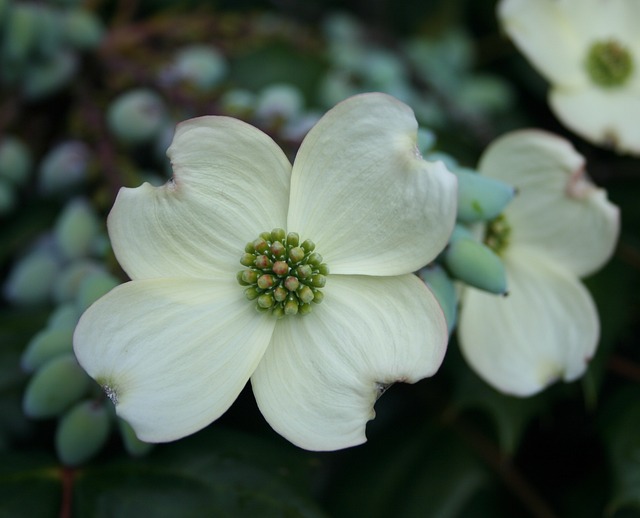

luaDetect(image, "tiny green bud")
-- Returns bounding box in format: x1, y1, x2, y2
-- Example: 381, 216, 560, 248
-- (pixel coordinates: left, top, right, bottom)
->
313, 290, 324, 304
257, 274, 275, 289
273, 286, 288, 302
244, 287, 259, 300
253, 237, 268, 253
284, 299, 299, 315
318, 264, 330, 275
284, 276, 300, 291
286, 232, 299, 247
22, 327, 74, 373
55, 400, 111, 466
257, 293, 274, 308
254, 255, 271, 269
270, 241, 286, 258
241, 269, 258, 284
301, 239, 315, 252
272, 260, 289, 276
298, 285, 315, 304
118, 418, 153, 457
289, 246, 305, 263
259, 231, 272, 241
299, 303, 312, 315
311, 274, 326, 288
272, 306, 286, 319
296, 264, 312, 279
23, 354, 90, 418
271, 228, 286, 242
307, 252, 323, 267
240, 253, 255, 267
444, 237, 507, 295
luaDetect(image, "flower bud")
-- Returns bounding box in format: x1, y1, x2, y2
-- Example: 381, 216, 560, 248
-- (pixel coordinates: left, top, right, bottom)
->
453, 167, 515, 223
76, 272, 120, 312
417, 264, 458, 333
61, 9, 104, 51
55, 400, 111, 466
23, 50, 78, 100
3, 251, 60, 306
0, 137, 32, 186
21, 327, 74, 372
0, 179, 17, 215
107, 89, 167, 146
118, 418, 153, 457
255, 83, 304, 122
54, 199, 100, 260
53, 260, 104, 303
444, 237, 507, 295
47, 303, 79, 330
23, 354, 90, 418
167, 45, 227, 91
38, 140, 90, 196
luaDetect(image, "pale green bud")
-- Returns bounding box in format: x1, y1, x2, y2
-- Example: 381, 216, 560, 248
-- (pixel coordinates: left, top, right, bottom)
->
3, 251, 60, 306
107, 89, 167, 146
38, 141, 90, 196
0, 179, 16, 215
255, 83, 303, 122
76, 272, 120, 312
417, 264, 457, 333
54, 199, 100, 260
416, 127, 436, 155
2, 3, 39, 65
47, 303, 79, 330
444, 237, 507, 295
0, 137, 32, 186
23, 354, 90, 418
21, 327, 74, 372
53, 260, 104, 303
453, 167, 515, 223
169, 45, 227, 90
23, 50, 78, 100
56, 400, 111, 466
219, 89, 255, 117
61, 9, 104, 51
118, 418, 153, 457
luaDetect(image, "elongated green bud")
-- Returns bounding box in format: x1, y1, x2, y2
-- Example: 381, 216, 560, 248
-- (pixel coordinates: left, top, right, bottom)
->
55, 400, 111, 466
21, 327, 74, 372
444, 237, 507, 295
454, 167, 515, 223
23, 354, 90, 418
118, 418, 153, 457
416, 264, 458, 333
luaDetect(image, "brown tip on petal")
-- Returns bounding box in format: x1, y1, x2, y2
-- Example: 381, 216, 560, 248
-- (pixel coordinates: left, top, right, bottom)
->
565, 166, 595, 200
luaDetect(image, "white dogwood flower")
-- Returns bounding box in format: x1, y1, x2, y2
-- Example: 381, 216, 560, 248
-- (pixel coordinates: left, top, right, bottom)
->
73, 93, 457, 451
459, 130, 619, 396
499, 0, 640, 155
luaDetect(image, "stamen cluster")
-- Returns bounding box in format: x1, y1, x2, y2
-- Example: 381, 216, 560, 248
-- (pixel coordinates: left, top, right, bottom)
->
586, 39, 634, 88
485, 214, 511, 256
237, 228, 329, 318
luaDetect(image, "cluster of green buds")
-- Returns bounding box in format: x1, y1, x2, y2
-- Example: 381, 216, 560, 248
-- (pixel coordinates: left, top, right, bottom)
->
237, 228, 329, 318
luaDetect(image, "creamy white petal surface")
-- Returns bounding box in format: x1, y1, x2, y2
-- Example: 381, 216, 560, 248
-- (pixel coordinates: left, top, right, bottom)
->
74, 278, 276, 442
498, 0, 586, 87
251, 274, 448, 450
109, 117, 292, 280
287, 93, 457, 276
550, 88, 640, 157
479, 130, 619, 277
459, 247, 599, 396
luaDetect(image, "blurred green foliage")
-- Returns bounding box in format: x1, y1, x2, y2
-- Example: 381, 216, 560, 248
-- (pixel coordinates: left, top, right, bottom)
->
1, 0, 639, 516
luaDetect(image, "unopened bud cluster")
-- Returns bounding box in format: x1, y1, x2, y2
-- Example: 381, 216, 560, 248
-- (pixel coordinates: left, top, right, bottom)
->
237, 228, 329, 318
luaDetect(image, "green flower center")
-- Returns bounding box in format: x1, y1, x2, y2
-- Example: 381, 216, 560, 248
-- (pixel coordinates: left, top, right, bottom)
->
237, 228, 329, 318
585, 39, 634, 88
484, 214, 511, 256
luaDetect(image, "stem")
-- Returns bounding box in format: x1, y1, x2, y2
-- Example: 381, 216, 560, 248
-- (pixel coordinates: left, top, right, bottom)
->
59, 467, 75, 518
608, 354, 640, 383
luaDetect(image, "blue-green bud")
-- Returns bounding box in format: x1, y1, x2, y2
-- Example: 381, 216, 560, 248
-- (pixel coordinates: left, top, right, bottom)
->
23, 354, 90, 418
61, 9, 104, 51
23, 50, 78, 100
444, 237, 507, 295
54, 199, 100, 260
33, 5, 63, 58
453, 167, 515, 223
47, 303, 79, 330
255, 83, 303, 122
219, 88, 255, 117
0, 137, 32, 186
22, 327, 74, 372
167, 45, 227, 90
38, 140, 90, 195
458, 75, 515, 115
3, 251, 60, 306
107, 89, 167, 145
118, 418, 153, 457
53, 260, 104, 303
76, 272, 120, 312
2, 3, 39, 65
416, 127, 436, 155
55, 400, 111, 466
0, 179, 17, 215
423, 151, 458, 171
416, 264, 457, 333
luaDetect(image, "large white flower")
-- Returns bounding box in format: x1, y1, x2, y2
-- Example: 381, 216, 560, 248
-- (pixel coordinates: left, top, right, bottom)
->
458, 130, 619, 396
498, 0, 640, 155
73, 93, 457, 451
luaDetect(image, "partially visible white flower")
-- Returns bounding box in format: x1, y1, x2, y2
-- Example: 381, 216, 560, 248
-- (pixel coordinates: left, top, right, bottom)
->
73, 93, 457, 451
498, 0, 640, 155
458, 130, 619, 396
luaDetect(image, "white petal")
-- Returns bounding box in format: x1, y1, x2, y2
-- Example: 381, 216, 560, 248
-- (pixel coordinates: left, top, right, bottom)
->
287, 93, 457, 276
479, 129, 619, 277
73, 278, 276, 442
458, 247, 599, 396
550, 87, 640, 156
567, 0, 640, 49
108, 117, 291, 280
251, 274, 448, 451
498, 0, 587, 87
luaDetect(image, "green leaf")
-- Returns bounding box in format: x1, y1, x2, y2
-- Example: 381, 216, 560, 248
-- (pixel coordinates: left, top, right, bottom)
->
74, 427, 326, 517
